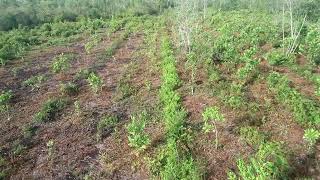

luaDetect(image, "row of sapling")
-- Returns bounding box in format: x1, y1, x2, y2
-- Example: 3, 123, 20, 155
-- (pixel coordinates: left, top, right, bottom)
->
154, 35, 200, 179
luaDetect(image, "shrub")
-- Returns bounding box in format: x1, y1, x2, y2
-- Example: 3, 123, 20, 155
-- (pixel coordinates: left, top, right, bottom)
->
0, 90, 13, 113
127, 113, 150, 151
34, 98, 67, 123
87, 72, 103, 94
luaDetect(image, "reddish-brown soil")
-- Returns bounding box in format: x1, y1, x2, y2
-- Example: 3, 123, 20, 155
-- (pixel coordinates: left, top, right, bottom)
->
0, 29, 165, 179
1, 26, 319, 180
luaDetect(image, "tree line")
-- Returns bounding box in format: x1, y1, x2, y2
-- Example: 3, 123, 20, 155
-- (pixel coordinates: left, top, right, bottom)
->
0, 0, 319, 31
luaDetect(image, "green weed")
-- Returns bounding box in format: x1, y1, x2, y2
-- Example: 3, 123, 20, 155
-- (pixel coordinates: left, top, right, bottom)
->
116, 80, 135, 100
96, 115, 119, 141
85, 34, 101, 54
303, 128, 320, 151
127, 113, 150, 151
23, 75, 46, 90
105, 32, 129, 58
60, 82, 79, 96
87, 72, 103, 94
202, 106, 225, 149
228, 142, 289, 180
149, 139, 201, 179
34, 98, 67, 123
75, 69, 92, 80
74, 101, 81, 116
0, 90, 13, 113
47, 140, 55, 159
267, 72, 320, 126
51, 53, 72, 73
265, 50, 293, 66
240, 126, 266, 148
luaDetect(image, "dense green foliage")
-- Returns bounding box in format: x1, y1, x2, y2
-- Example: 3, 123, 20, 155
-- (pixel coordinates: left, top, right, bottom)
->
0, 0, 174, 31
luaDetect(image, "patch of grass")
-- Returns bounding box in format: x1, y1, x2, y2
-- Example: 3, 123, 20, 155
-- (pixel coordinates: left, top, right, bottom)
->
23, 75, 47, 90
96, 115, 119, 141
33, 98, 67, 123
